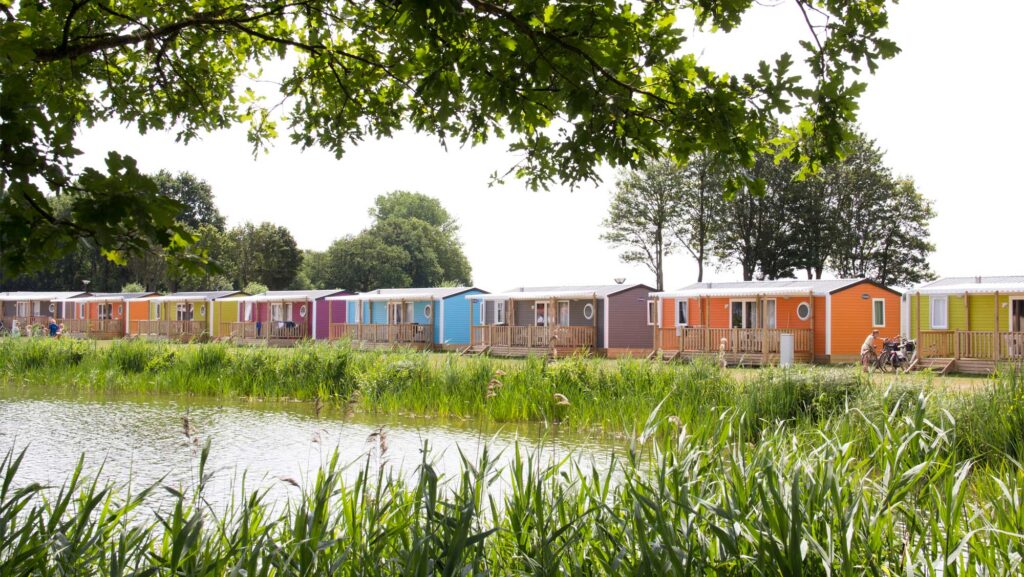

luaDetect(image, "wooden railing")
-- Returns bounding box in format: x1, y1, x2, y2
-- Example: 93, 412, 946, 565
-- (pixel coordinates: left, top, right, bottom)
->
921, 330, 1024, 361
134, 320, 207, 338
332, 323, 433, 345
471, 325, 597, 350
222, 322, 307, 340
660, 327, 813, 355
63, 319, 125, 337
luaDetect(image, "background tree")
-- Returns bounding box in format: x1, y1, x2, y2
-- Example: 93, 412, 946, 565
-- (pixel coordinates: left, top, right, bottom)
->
600, 161, 683, 291
324, 235, 412, 292
299, 249, 332, 290
151, 171, 226, 231
222, 222, 302, 290
675, 153, 728, 282
242, 281, 268, 295
713, 153, 800, 280
120, 282, 146, 293
1, 1, 898, 277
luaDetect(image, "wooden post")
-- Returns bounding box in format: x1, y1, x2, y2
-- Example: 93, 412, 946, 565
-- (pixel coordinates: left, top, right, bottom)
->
469, 295, 475, 346
652, 296, 659, 352
760, 295, 768, 364
994, 291, 1001, 361
808, 290, 815, 362
916, 292, 922, 343
592, 294, 598, 352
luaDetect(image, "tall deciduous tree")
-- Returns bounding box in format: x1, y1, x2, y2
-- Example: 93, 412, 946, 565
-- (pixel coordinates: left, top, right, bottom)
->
222, 222, 302, 290
325, 235, 412, 292
675, 153, 729, 282
152, 171, 226, 231
1, 1, 898, 276
601, 161, 684, 291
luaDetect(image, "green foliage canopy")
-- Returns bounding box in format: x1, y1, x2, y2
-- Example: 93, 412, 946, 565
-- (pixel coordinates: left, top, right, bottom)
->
0, 0, 898, 276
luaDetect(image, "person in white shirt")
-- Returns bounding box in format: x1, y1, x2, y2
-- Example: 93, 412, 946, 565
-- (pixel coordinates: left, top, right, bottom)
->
861, 329, 880, 372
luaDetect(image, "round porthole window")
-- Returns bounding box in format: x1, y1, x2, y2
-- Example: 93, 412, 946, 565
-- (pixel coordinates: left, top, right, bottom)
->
423, 304, 433, 319
796, 302, 811, 320
48, 303, 56, 313
583, 303, 594, 320
117, 305, 124, 315
299, 304, 308, 318
199, 304, 207, 317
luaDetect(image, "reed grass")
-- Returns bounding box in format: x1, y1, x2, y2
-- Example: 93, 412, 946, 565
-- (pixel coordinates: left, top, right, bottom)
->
3, 338, 1024, 463
3, 393, 1023, 576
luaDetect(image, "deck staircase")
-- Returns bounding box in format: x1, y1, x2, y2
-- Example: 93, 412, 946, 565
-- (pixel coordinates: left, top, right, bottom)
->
908, 357, 956, 375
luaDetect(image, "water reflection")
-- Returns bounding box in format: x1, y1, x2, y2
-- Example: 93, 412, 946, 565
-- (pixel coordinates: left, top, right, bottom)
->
0, 388, 624, 509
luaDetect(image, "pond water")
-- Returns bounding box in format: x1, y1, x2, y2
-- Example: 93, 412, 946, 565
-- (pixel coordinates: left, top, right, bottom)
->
0, 386, 625, 509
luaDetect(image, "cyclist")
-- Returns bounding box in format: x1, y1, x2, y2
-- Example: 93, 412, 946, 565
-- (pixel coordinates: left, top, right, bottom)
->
861, 329, 880, 372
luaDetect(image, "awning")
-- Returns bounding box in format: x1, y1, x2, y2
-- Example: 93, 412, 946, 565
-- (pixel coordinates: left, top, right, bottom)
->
651, 287, 820, 299
915, 283, 1024, 296
469, 291, 601, 302
326, 293, 438, 302
221, 294, 316, 303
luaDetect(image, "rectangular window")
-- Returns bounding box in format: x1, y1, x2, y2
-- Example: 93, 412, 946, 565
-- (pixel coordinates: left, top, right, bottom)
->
873, 298, 886, 327
16, 302, 28, 317
535, 302, 548, 326
765, 300, 777, 330
405, 303, 415, 324
154, 303, 162, 320
647, 300, 656, 326
176, 303, 193, 321
676, 300, 688, 327
98, 303, 113, 320
730, 300, 759, 329
558, 301, 570, 326
388, 303, 404, 324
479, 301, 485, 325
271, 303, 284, 322
930, 296, 948, 329
244, 301, 253, 322
494, 301, 506, 325
33, 301, 41, 315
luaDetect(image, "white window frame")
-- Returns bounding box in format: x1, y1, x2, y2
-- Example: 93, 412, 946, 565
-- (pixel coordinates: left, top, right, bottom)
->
154, 303, 162, 320
930, 296, 948, 330
796, 301, 811, 321
675, 299, 689, 327
534, 302, 548, 326
729, 299, 759, 329
765, 299, 777, 329
244, 301, 253, 321
582, 303, 594, 320
16, 302, 28, 317
271, 303, 284, 322
479, 301, 486, 325
1010, 297, 1024, 332
647, 300, 656, 326
176, 303, 193, 321
494, 301, 506, 325
98, 303, 113, 320
79, 304, 86, 319
423, 304, 432, 319
872, 298, 886, 328
557, 300, 570, 326
33, 301, 41, 315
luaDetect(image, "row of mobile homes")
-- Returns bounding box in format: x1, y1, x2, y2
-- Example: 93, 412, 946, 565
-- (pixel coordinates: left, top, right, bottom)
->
0, 292, 85, 330
905, 276, 1024, 374
59, 292, 159, 339
133, 291, 243, 340
650, 279, 902, 366
328, 287, 485, 350
468, 284, 655, 357
222, 290, 348, 343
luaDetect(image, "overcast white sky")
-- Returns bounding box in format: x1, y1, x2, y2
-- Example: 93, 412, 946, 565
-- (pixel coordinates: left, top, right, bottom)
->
74, 0, 1024, 291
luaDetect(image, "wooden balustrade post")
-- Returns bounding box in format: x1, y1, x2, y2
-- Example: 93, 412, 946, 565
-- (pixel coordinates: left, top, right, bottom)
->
994, 291, 1001, 361
760, 295, 768, 364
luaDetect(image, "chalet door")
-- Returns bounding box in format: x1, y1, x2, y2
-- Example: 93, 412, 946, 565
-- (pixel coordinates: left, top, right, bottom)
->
535, 302, 548, 326
1012, 299, 1024, 332
730, 301, 758, 328
558, 301, 570, 326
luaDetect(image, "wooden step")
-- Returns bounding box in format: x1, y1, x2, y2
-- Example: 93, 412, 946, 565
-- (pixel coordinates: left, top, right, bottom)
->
913, 357, 955, 375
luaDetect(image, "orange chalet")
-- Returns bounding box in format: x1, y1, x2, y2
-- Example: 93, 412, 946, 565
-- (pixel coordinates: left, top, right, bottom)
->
649, 279, 902, 365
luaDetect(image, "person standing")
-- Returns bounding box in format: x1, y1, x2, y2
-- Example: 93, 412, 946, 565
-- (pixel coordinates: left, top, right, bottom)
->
861, 329, 880, 372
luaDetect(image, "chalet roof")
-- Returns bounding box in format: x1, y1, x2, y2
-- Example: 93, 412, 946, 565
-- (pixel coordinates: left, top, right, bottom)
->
142, 291, 243, 302
914, 276, 1024, 295
326, 287, 483, 302
224, 289, 347, 303
471, 284, 652, 301
56, 292, 158, 302
654, 278, 887, 298
0, 291, 87, 302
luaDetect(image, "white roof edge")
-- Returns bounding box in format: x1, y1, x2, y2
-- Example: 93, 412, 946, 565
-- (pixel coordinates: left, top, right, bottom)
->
651, 287, 823, 299
55, 295, 153, 303
137, 295, 227, 303
914, 283, 1024, 295
470, 290, 601, 301
222, 295, 316, 303
326, 293, 440, 302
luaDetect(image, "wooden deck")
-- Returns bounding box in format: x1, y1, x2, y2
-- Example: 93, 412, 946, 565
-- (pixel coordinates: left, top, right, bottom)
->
222, 322, 307, 342
133, 320, 207, 340
329, 323, 434, 350
470, 325, 596, 357
656, 327, 814, 366
63, 319, 125, 339
918, 330, 1024, 374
